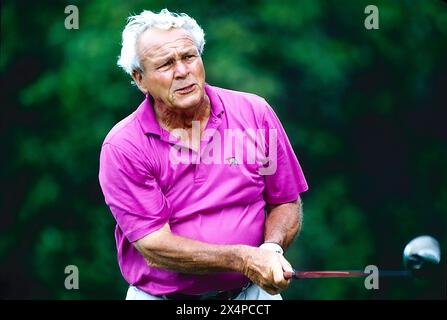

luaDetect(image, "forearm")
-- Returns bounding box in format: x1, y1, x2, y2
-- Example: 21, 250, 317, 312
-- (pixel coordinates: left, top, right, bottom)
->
134, 222, 296, 295
264, 198, 302, 250
134, 224, 250, 274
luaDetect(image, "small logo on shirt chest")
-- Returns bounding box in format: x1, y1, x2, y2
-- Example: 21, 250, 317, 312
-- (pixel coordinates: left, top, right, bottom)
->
226, 157, 239, 166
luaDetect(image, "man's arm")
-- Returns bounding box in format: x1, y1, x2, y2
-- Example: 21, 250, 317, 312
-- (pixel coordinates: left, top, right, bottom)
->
134, 224, 291, 294
264, 197, 302, 250
134, 223, 246, 274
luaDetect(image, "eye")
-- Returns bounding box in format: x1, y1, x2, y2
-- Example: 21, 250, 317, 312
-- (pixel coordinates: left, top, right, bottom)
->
157, 60, 173, 70
185, 54, 196, 61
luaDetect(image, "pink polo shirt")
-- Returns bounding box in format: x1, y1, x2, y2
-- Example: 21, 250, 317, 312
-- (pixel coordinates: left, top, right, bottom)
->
98, 84, 308, 295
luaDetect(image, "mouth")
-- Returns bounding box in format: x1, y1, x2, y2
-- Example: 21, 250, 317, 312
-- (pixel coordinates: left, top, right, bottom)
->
175, 84, 196, 95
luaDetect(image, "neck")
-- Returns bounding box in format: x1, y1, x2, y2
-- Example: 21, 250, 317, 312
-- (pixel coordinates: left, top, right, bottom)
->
154, 95, 211, 131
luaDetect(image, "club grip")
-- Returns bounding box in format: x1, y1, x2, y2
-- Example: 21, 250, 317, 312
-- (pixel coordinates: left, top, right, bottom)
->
283, 269, 297, 280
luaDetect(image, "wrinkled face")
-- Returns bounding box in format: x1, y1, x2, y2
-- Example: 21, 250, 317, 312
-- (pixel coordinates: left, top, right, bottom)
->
133, 28, 206, 111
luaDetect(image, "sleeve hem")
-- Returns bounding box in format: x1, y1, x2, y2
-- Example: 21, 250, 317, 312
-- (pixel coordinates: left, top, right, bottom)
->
265, 184, 309, 204
125, 220, 169, 243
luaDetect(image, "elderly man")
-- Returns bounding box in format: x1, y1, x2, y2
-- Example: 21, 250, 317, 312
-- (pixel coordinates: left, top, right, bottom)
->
99, 9, 308, 300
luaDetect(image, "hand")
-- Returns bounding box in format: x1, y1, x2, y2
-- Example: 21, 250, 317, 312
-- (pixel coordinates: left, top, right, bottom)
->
240, 246, 294, 295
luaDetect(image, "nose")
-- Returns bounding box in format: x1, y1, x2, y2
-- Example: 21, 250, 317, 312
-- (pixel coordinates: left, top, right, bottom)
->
174, 60, 188, 79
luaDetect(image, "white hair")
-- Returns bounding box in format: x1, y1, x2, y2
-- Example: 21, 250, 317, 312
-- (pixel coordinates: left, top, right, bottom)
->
117, 8, 205, 76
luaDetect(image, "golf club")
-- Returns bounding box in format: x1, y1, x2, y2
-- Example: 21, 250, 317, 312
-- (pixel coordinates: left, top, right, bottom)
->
289, 235, 441, 279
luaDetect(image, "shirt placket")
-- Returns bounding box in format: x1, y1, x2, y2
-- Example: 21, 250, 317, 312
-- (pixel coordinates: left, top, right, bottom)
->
193, 114, 223, 184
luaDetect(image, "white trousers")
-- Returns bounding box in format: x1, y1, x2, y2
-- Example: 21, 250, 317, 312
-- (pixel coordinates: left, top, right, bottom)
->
126, 284, 282, 300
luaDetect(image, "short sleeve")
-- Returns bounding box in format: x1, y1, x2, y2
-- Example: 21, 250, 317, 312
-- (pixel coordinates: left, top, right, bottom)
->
98, 143, 171, 242
261, 103, 309, 204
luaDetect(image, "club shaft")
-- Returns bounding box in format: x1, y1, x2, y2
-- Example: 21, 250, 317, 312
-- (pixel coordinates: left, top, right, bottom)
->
292, 270, 412, 278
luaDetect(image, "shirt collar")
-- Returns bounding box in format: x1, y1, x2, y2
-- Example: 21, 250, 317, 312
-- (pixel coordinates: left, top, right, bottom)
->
136, 95, 161, 136
205, 83, 224, 118
137, 83, 224, 136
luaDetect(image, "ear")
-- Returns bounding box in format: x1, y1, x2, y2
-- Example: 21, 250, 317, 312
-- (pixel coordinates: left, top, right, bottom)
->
132, 69, 147, 94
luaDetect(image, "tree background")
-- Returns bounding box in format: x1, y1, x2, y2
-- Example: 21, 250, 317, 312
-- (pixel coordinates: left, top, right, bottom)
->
1, 0, 446, 299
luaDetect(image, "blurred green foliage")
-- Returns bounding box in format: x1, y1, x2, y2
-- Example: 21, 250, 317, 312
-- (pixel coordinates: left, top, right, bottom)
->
1, 0, 446, 299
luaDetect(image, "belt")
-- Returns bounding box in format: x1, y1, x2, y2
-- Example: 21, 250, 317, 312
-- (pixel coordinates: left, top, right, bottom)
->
163, 287, 244, 300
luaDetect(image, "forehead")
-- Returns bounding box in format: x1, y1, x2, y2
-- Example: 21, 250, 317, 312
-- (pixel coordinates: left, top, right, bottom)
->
138, 28, 196, 60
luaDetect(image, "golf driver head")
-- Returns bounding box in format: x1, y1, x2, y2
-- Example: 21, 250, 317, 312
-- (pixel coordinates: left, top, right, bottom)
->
403, 235, 441, 270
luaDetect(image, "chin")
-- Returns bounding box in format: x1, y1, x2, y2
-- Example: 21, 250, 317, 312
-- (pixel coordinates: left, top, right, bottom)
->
175, 92, 203, 110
